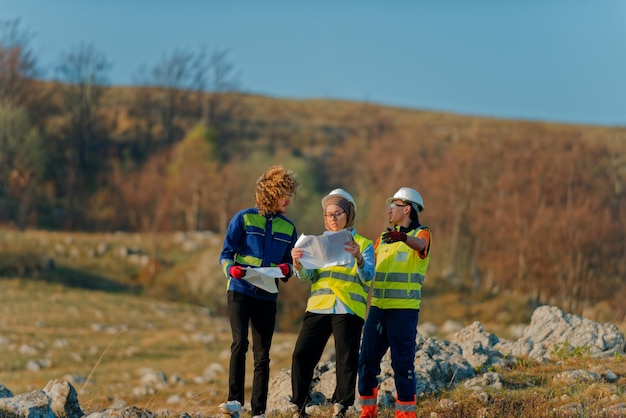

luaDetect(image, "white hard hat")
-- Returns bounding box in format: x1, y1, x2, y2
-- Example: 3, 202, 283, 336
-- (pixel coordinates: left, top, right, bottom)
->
321, 188, 357, 213
386, 187, 424, 212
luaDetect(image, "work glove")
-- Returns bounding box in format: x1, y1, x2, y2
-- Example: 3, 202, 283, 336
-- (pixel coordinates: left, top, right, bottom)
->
382, 229, 407, 244
229, 265, 246, 279
277, 263, 292, 282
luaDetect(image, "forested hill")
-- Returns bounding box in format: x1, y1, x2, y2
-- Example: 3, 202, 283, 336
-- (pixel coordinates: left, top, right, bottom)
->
2, 76, 625, 326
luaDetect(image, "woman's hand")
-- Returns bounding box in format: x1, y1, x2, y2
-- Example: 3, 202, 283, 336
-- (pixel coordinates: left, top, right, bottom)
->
344, 240, 364, 268
291, 247, 303, 270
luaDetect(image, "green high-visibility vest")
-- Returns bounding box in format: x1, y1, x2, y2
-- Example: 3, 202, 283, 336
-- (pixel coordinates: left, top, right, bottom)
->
371, 226, 430, 310
306, 233, 372, 319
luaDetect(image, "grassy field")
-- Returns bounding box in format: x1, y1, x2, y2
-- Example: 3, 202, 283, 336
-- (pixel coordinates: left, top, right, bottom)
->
1, 230, 625, 417
1, 278, 625, 418
0, 278, 228, 415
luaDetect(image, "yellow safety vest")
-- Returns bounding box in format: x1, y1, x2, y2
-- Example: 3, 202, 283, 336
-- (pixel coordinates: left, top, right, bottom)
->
371, 226, 430, 310
306, 233, 373, 319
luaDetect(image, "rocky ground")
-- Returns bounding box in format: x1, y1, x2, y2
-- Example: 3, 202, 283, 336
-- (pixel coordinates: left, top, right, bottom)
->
1, 301, 625, 417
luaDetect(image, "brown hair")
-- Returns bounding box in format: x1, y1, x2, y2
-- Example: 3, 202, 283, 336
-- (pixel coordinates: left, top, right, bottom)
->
255, 165, 300, 215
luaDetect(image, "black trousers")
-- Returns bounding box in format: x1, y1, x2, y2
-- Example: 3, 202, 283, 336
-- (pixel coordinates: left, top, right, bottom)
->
227, 290, 276, 415
291, 312, 364, 409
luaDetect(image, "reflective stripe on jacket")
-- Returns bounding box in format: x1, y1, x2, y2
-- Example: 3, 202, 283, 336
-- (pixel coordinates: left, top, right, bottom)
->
371, 226, 430, 310
306, 233, 373, 319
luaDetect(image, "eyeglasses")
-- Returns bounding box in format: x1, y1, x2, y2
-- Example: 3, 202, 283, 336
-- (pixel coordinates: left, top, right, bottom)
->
324, 211, 346, 219
388, 203, 409, 210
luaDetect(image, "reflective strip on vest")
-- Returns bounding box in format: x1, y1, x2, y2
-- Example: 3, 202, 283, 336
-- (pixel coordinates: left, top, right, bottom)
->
374, 271, 425, 285
310, 287, 367, 305
318, 270, 360, 283
371, 288, 421, 300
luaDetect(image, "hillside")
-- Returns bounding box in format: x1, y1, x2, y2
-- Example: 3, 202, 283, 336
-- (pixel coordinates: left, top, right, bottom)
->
3, 79, 626, 347
0, 229, 543, 336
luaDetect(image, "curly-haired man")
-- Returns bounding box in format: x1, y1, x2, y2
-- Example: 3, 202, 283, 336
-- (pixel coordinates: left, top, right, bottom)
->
219, 165, 300, 418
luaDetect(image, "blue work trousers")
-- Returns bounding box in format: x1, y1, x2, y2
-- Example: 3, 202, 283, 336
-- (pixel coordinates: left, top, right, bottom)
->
357, 306, 419, 401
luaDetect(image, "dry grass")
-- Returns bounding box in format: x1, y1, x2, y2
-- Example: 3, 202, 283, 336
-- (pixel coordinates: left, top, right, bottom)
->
421, 357, 626, 418
1, 278, 217, 414
0, 277, 307, 416
0, 229, 625, 417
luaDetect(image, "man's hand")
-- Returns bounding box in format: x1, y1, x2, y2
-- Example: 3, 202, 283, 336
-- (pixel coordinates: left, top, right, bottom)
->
229, 265, 246, 279
382, 229, 407, 244
277, 263, 292, 282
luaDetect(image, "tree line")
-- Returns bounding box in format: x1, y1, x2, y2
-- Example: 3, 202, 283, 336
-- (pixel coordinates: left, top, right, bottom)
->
0, 18, 246, 231
1, 18, 625, 322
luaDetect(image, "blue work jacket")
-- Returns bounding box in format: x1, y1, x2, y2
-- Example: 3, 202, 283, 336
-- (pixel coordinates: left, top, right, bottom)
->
220, 207, 297, 302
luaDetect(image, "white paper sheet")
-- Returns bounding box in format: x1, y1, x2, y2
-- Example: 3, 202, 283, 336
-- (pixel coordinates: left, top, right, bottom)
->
242, 267, 282, 293
294, 229, 354, 269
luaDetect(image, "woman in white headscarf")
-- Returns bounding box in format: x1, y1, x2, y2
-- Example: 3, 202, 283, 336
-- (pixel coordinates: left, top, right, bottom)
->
288, 189, 375, 418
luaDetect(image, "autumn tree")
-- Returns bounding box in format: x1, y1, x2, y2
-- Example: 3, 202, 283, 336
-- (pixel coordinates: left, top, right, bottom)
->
436, 132, 626, 315
0, 101, 44, 229
538, 140, 626, 312
115, 151, 172, 232
167, 124, 220, 232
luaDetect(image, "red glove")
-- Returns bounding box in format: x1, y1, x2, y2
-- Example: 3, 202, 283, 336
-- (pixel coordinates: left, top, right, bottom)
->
382, 229, 407, 244
229, 265, 246, 279
277, 263, 292, 282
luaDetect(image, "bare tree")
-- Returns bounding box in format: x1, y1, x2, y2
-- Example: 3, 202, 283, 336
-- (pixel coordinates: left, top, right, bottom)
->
54, 42, 111, 228
132, 48, 197, 146
0, 18, 38, 107
132, 46, 245, 152
197, 48, 243, 136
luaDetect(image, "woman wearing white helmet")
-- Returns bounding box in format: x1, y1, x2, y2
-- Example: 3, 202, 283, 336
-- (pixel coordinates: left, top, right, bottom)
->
289, 188, 375, 418
357, 187, 432, 418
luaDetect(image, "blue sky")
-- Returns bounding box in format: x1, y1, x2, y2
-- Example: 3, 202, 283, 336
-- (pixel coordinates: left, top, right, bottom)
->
2, 0, 626, 126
